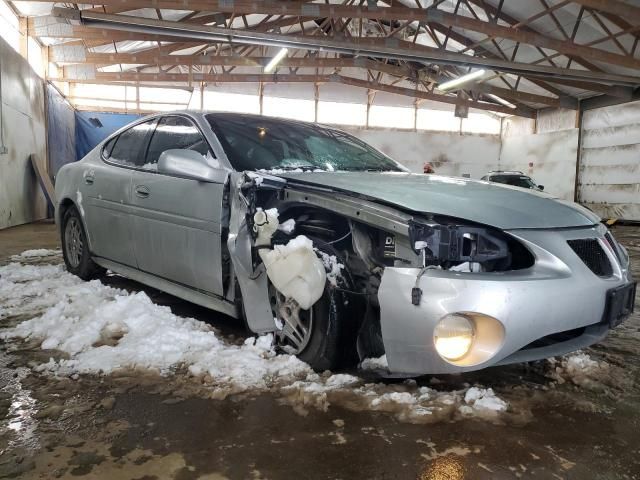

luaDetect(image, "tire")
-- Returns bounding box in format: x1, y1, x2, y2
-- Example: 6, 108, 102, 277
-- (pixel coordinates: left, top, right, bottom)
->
269, 237, 357, 371
61, 205, 104, 280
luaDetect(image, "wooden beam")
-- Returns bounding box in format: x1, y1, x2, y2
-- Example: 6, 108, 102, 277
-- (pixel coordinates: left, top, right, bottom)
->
18, 17, 29, 58
570, 0, 640, 25
465, 0, 604, 73
55, 50, 564, 108
339, 76, 535, 117
53, 71, 535, 117
47, 11, 640, 87
53, 50, 414, 78
39, 0, 640, 69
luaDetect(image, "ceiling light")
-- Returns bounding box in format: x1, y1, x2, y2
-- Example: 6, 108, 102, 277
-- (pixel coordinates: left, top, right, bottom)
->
487, 93, 516, 109
438, 69, 486, 91
264, 48, 288, 73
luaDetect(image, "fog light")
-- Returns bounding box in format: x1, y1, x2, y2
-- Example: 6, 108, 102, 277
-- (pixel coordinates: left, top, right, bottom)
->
434, 314, 475, 361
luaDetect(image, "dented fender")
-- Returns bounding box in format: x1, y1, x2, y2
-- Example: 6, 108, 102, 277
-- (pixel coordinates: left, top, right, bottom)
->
226, 172, 275, 333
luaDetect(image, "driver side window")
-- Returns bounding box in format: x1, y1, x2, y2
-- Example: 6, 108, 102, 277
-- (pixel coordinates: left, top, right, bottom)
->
145, 116, 212, 168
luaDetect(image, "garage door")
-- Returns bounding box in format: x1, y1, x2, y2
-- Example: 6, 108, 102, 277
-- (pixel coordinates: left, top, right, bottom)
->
580, 101, 640, 221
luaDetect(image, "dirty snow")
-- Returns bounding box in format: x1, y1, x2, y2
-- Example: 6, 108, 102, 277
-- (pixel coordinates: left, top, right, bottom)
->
547, 352, 610, 389
1, 258, 513, 424
360, 355, 389, 371
10, 249, 60, 260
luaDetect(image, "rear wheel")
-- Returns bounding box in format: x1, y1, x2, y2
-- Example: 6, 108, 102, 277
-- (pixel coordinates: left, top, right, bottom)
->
268, 238, 356, 371
61, 205, 104, 280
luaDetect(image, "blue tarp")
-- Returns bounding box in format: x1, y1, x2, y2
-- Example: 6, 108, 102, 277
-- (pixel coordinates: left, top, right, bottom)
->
75, 111, 141, 160
46, 85, 76, 178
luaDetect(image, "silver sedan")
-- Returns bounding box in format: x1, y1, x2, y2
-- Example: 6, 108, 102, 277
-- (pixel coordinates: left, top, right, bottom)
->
55, 111, 636, 375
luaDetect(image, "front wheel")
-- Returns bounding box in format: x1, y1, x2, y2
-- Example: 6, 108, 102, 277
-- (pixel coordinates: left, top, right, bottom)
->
61, 205, 104, 280
268, 240, 356, 371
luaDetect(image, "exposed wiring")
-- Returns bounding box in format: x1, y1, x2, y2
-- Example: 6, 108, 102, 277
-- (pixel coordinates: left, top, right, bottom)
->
326, 230, 352, 245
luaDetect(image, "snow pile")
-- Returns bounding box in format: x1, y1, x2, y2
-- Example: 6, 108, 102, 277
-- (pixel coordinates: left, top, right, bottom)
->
1, 259, 511, 424
0, 262, 311, 395
245, 171, 264, 185
548, 352, 610, 389
278, 219, 296, 234
10, 249, 60, 261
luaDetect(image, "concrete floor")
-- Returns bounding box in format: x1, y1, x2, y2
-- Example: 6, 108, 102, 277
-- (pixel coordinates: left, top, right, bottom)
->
1, 222, 639, 479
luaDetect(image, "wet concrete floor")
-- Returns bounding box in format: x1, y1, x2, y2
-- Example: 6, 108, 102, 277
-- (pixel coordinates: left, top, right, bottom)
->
1, 221, 639, 479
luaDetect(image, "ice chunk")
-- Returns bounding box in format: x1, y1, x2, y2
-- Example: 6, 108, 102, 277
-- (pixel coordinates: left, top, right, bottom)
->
317, 250, 344, 287
360, 355, 389, 371
462, 387, 507, 413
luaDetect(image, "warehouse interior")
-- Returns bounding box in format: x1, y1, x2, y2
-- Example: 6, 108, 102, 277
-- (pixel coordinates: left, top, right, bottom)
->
1, 1, 639, 479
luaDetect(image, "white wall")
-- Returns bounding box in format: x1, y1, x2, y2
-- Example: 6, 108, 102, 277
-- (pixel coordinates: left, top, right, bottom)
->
345, 127, 501, 177
499, 108, 579, 201
580, 100, 640, 221
499, 129, 579, 201
0, 35, 48, 229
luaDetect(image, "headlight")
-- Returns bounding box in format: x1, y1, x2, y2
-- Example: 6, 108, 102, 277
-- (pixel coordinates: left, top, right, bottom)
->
434, 314, 475, 361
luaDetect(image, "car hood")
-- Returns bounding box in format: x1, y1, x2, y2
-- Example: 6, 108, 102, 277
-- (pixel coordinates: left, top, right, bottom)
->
276, 172, 600, 230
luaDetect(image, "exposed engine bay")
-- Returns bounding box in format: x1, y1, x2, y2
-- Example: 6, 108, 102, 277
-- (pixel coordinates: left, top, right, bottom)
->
227, 171, 539, 365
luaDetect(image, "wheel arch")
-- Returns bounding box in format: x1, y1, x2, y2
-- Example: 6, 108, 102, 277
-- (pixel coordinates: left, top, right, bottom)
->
57, 198, 94, 253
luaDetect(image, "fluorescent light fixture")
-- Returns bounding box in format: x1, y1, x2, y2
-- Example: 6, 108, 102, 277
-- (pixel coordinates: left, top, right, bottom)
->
264, 48, 288, 73
438, 69, 486, 91
487, 93, 517, 109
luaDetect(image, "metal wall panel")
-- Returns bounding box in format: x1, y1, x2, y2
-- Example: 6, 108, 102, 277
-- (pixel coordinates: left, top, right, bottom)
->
499, 128, 579, 201
0, 36, 48, 229
580, 100, 640, 221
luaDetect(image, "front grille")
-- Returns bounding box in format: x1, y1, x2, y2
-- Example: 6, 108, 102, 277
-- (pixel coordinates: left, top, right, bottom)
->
567, 239, 613, 277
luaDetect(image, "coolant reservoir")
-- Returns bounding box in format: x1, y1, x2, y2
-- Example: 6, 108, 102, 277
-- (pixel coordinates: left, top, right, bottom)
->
259, 236, 327, 310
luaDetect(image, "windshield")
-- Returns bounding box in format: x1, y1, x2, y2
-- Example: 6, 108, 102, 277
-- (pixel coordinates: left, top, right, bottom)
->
490, 174, 537, 189
206, 114, 404, 172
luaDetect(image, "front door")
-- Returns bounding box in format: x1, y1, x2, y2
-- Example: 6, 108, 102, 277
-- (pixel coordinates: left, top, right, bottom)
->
129, 115, 227, 296
83, 119, 157, 267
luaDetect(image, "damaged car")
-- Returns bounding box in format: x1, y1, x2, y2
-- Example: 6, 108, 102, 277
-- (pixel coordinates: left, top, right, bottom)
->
54, 112, 636, 375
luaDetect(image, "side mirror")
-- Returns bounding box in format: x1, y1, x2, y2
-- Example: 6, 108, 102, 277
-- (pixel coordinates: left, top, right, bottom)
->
538, 185, 545, 191
157, 149, 217, 182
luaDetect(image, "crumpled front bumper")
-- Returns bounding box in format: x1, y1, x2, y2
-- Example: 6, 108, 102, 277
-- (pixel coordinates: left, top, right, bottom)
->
378, 225, 633, 375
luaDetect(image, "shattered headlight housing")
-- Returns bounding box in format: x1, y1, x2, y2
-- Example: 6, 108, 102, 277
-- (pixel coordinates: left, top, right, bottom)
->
408, 221, 510, 266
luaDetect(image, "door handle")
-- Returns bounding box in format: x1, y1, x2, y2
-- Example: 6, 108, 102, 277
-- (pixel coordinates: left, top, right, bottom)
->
84, 176, 94, 185
135, 185, 150, 198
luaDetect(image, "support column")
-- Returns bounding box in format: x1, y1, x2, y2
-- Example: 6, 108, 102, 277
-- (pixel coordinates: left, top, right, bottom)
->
314, 82, 319, 123
259, 82, 264, 115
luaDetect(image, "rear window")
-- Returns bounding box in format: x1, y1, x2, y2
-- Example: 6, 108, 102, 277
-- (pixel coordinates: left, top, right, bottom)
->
490, 175, 536, 189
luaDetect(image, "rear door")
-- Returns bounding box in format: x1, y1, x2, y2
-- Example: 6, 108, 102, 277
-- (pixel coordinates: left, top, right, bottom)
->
83, 119, 157, 266
129, 115, 227, 296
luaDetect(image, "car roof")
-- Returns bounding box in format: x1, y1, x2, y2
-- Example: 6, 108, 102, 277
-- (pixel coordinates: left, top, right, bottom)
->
142, 110, 336, 131
487, 170, 527, 176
